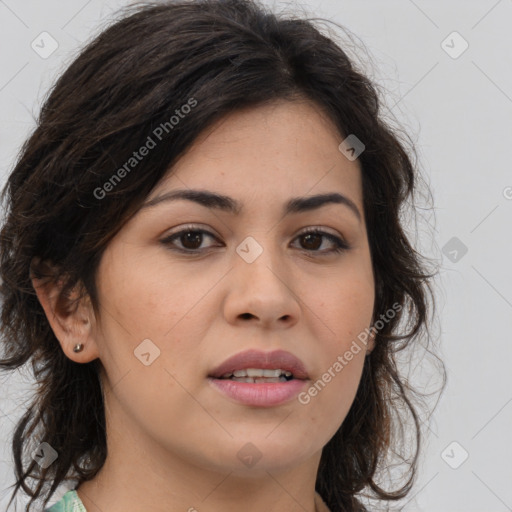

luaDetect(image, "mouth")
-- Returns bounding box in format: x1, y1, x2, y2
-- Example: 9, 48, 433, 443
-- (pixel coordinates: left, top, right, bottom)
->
208, 348, 309, 381
207, 349, 309, 407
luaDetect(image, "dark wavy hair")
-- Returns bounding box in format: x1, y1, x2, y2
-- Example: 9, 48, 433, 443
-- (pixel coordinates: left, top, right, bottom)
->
0, 0, 445, 510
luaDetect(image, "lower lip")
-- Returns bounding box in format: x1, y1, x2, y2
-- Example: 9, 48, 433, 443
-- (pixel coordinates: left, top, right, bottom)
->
208, 377, 308, 407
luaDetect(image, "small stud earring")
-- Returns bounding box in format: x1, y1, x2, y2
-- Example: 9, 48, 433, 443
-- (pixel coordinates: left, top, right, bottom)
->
73, 343, 84, 353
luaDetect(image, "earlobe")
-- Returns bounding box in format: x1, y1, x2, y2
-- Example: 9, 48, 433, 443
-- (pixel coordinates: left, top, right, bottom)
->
30, 257, 99, 363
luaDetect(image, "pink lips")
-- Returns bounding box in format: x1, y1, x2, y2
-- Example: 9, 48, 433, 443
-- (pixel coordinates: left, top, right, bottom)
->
208, 349, 309, 407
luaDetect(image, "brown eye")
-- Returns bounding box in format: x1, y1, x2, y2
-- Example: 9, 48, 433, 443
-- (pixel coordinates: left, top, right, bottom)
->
161, 227, 220, 253
179, 231, 204, 250
300, 232, 323, 251
293, 229, 349, 255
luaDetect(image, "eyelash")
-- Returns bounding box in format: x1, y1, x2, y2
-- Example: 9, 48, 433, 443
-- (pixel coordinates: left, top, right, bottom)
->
160, 225, 350, 256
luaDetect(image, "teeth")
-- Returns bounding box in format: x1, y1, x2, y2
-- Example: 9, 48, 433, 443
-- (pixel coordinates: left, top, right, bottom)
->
230, 376, 289, 383
226, 368, 292, 378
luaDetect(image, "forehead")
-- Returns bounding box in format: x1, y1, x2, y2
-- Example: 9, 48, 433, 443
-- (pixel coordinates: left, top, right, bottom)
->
148, 99, 363, 210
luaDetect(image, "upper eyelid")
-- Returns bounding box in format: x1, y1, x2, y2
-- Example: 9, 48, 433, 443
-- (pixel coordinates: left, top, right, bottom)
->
164, 224, 220, 240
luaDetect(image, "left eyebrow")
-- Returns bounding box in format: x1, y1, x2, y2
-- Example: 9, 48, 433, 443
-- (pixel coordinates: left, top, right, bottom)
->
141, 189, 362, 222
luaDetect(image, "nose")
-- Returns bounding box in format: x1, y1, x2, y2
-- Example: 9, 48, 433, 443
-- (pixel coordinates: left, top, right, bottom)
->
222, 238, 301, 329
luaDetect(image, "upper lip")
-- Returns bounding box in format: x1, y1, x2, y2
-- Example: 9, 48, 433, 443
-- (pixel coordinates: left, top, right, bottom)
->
208, 349, 309, 380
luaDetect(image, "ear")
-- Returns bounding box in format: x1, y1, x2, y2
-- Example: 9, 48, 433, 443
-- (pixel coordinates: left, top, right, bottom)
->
30, 257, 100, 363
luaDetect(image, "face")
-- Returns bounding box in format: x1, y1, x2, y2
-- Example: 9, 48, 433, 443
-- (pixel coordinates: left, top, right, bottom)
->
57, 100, 375, 476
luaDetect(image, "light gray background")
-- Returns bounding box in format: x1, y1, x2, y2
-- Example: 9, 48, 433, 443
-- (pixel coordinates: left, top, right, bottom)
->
1, 1, 511, 511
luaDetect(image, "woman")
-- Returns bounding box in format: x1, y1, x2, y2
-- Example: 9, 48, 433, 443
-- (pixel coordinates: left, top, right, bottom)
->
0, 0, 443, 511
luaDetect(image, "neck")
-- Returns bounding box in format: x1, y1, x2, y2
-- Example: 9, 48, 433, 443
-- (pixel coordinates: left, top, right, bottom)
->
76, 399, 323, 512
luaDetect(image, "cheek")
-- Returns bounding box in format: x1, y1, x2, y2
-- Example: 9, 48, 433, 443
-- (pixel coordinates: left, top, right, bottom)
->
96, 246, 207, 336
297, 273, 373, 425
308, 273, 374, 341
93, 249, 221, 384
300, 320, 370, 440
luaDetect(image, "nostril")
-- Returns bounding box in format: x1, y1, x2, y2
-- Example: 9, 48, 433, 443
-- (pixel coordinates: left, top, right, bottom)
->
240, 313, 253, 320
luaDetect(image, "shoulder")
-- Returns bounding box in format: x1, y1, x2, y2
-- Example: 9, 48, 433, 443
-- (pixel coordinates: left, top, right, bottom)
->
44, 489, 87, 512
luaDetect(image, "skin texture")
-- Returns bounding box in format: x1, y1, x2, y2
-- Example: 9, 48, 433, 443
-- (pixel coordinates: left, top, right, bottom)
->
32, 99, 375, 512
